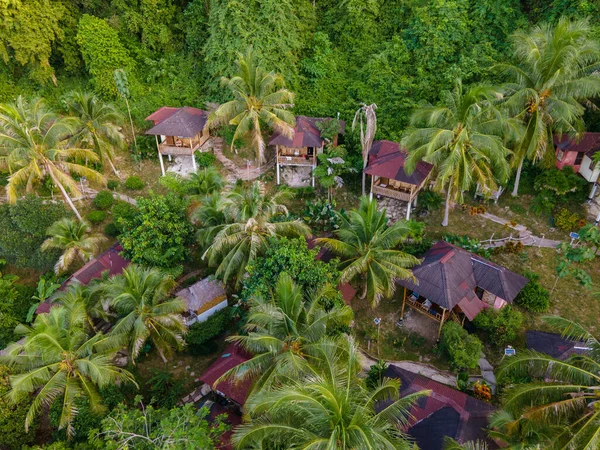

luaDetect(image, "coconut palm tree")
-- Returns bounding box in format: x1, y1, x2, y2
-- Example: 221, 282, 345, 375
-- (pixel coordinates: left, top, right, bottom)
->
0, 96, 106, 221
185, 166, 225, 203
220, 272, 353, 395
353, 103, 377, 196
41, 218, 106, 274
209, 48, 295, 165
0, 305, 135, 438
403, 81, 513, 226
101, 265, 187, 364
496, 315, 600, 450
200, 181, 311, 286
62, 91, 125, 177
500, 18, 600, 197
233, 336, 428, 449
316, 196, 420, 307
443, 438, 489, 450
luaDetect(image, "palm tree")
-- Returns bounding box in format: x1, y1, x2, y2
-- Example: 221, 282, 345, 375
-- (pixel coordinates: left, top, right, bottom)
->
443, 438, 489, 450
0, 96, 106, 221
200, 181, 311, 286
403, 81, 513, 226
500, 18, 600, 197
220, 272, 353, 395
41, 218, 106, 274
101, 265, 187, 364
353, 103, 377, 196
496, 316, 600, 449
233, 336, 429, 449
316, 197, 420, 307
62, 91, 125, 177
0, 305, 135, 438
185, 166, 225, 204
190, 190, 231, 227
209, 48, 296, 165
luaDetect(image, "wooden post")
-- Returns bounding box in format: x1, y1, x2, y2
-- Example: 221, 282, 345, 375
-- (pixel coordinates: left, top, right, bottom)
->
406, 200, 412, 220
437, 307, 447, 339
156, 135, 165, 176
276, 146, 280, 185
400, 287, 407, 318
191, 140, 197, 173
369, 175, 375, 201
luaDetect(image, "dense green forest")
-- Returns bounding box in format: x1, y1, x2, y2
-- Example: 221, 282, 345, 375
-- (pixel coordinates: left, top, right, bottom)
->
4, 0, 600, 141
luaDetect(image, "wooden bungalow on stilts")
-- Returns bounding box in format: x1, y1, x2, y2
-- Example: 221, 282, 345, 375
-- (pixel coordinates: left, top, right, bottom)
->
365, 140, 433, 220
269, 116, 345, 187
145, 106, 210, 176
397, 241, 529, 339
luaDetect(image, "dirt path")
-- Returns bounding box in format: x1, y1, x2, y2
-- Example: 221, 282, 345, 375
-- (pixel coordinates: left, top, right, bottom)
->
479, 212, 563, 249
212, 137, 274, 182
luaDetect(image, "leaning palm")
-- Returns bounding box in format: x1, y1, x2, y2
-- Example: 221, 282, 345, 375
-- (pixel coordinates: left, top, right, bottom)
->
101, 265, 187, 364
233, 336, 428, 449
201, 182, 310, 286
500, 18, 600, 196
220, 272, 353, 395
497, 315, 600, 450
317, 196, 420, 307
0, 305, 135, 438
0, 96, 106, 220
62, 91, 125, 177
209, 48, 295, 165
403, 81, 513, 226
41, 218, 106, 274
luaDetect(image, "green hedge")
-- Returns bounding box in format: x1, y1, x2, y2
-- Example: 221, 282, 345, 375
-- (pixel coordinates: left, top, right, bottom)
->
186, 307, 231, 355
440, 322, 482, 370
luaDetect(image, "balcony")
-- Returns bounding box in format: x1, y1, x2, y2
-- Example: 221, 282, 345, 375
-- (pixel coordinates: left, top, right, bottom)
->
278, 155, 315, 166
372, 184, 412, 202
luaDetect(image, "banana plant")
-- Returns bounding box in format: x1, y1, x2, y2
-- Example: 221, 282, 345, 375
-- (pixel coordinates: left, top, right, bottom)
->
26, 278, 61, 322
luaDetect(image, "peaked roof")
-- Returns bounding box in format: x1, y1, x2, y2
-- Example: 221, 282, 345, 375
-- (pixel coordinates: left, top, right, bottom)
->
200, 344, 252, 406
175, 277, 226, 314
145, 107, 208, 138
555, 133, 600, 156
526, 330, 589, 360
364, 140, 433, 186
269, 116, 345, 148
397, 241, 528, 316
385, 365, 497, 450
145, 106, 180, 125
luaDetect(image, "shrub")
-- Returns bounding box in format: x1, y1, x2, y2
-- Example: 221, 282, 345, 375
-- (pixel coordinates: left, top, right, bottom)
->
195, 151, 217, 168
554, 208, 582, 232
186, 307, 231, 355
107, 180, 119, 190
473, 306, 523, 346
113, 201, 138, 227
104, 222, 119, 237
419, 190, 443, 211
514, 272, 550, 312
144, 369, 185, 409
303, 199, 341, 232
0, 365, 37, 448
473, 380, 492, 401
366, 360, 388, 389
440, 322, 482, 370
93, 190, 115, 210
125, 176, 145, 190
87, 210, 107, 224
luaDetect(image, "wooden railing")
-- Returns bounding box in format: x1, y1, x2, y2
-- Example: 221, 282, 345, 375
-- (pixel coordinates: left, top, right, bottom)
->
278, 155, 315, 166
406, 296, 444, 322
372, 185, 412, 202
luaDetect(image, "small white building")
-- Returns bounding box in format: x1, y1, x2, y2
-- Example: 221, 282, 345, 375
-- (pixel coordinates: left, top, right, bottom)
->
175, 277, 228, 326
579, 152, 600, 183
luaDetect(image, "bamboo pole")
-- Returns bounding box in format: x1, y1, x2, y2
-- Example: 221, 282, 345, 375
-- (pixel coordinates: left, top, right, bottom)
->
437, 307, 447, 340
400, 287, 407, 318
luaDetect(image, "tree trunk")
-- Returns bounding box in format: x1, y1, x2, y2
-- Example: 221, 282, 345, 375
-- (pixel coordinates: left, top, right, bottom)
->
125, 97, 138, 154
156, 345, 168, 364
362, 158, 367, 196
108, 157, 120, 178
512, 158, 524, 197
51, 173, 83, 221
442, 187, 451, 227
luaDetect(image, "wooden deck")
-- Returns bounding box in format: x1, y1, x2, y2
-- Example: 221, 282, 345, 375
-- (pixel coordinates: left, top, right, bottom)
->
372, 184, 412, 202
405, 295, 446, 322
159, 134, 209, 156
278, 155, 315, 166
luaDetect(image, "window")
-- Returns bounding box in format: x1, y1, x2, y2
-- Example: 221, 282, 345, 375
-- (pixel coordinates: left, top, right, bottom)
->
556, 149, 564, 161
475, 286, 484, 300
575, 152, 585, 165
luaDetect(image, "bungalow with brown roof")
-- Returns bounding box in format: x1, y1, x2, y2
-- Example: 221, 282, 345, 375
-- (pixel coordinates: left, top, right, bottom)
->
175, 277, 228, 326
269, 116, 345, 187
397, 241, 528, 338
145, 106, 211, 176
364, 140, 433, 220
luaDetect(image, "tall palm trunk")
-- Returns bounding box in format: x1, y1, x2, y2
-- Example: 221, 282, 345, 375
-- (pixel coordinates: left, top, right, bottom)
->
442, 183, 452, 227
511, 157, 524, 197
48, 169, 83, 221
362, 159, 368, 196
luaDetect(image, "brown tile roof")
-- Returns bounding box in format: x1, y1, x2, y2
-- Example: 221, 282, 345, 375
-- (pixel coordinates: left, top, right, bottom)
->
397, 241, 528, 315
145, 106, 180, 125
145, 106, 207, 138
364, 140, 433, 186
200, 344, 252, 406
269, 116, 345, 148
554, 133, 600, 155
385, 365, 497, 450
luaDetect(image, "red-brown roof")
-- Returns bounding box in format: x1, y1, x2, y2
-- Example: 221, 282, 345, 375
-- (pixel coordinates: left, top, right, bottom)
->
145, 106, 180, 125
554, 133, 600, 155
145, 107, 208, 138
200, 344, 252, 406
385, 365, 496, 449
364, 140, 433, 186
269, 116, 345, 148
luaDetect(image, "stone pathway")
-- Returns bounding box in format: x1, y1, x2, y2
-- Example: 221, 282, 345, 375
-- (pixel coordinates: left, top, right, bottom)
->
212, 137, 275, 182
375, 197, 409, 223
479, 212, 563, 249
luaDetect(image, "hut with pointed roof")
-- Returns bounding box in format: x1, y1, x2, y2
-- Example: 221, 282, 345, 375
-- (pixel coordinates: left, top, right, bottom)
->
145, 106, 211, 176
